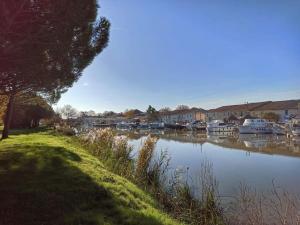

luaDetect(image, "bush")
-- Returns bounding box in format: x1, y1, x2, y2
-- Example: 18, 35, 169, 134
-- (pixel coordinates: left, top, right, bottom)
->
55, 126, 76, 136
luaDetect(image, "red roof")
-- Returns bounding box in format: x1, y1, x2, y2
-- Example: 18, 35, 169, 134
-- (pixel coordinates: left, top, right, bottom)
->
208, 99, 300, 113
252, 100, 300, 111
208, 101, 271, 113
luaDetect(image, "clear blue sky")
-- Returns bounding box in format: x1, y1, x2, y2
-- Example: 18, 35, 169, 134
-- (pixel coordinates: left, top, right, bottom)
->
57, 0, 300, 113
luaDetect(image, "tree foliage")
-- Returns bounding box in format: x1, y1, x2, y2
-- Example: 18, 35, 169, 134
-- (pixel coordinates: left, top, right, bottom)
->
176, 105, 190, 110
159, 107, 171, 112
0, 0, 110, 138
58, 105, 78, 120
263, 112, 280, 122
11, 94, 54, 128
124, 109, 136, 119
146, 105, 159, 122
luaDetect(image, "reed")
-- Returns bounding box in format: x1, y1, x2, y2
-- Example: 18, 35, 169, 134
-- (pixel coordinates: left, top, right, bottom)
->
135, 135, 158, 184
162, 162, 224, 225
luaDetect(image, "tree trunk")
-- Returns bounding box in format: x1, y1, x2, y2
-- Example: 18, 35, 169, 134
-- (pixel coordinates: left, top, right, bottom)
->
2, 95, 15, 140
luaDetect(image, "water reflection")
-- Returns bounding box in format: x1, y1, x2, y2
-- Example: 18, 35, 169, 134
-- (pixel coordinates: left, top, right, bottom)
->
119, 130, 300, 157
118, 130, 300, 196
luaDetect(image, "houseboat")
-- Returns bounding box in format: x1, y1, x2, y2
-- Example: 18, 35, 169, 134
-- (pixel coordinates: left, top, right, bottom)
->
239, 119, 273, 134
206, 120, 236, 133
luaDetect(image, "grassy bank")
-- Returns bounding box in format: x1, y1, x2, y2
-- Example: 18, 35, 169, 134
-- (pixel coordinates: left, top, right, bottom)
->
0, 129, 181, 225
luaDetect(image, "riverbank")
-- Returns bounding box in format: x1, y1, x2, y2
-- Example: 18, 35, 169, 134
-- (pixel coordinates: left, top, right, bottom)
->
0, 128, 180, 225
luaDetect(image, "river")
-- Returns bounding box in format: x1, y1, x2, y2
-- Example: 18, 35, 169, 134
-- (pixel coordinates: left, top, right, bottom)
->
118, 130, 300, 198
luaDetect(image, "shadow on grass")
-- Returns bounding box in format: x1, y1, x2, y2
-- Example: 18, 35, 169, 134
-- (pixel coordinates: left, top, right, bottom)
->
0, 142, 164, 225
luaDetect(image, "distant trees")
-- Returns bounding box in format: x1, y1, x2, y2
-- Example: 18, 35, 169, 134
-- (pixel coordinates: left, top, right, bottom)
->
124, 109, 136, 119
10, 94, 54, 129
79, 110, 97, 117
58, 105, 78, 120
176, 105, 190, 110
0, 0, 110, 139
146, 105, 159, 122
102, 111, 118, 118
159, 107, 171, 113
263, 112, 280, 122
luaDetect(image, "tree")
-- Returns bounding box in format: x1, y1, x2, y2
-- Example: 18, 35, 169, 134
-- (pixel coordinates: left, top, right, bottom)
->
0, 0, 110, 139
176, 105, 190, 110
58, 105, 78, 120
159, 107, 171, 112
9, 94, 54, 128
79, 110, 96, 117
263, 112, 280, 122
146, 105, 159, 122
0, 96, 8, 125
124, 109, 136, 119
102, 111, 117, 118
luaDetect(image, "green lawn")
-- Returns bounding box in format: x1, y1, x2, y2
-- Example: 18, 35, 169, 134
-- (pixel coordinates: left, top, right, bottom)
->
0, 129, 180, 225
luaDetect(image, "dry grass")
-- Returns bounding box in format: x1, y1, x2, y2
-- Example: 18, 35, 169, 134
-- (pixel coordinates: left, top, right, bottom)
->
135, 135, 158, 184
227, 182, 300, 225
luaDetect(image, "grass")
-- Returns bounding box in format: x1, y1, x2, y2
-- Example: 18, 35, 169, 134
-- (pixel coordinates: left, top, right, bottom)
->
0, 128, 181, 225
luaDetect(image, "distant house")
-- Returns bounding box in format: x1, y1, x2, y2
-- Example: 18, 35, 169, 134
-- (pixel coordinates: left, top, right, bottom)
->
206, 101, 270, 121
206, 100, 300, 122
160, 108, 207, 124
250, 100, 300, 121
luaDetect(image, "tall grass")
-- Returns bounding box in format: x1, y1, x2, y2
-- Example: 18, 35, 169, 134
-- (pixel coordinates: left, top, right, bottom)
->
82, 128, 134, 177
135, 135, 158, 184
160, 162, 224, 225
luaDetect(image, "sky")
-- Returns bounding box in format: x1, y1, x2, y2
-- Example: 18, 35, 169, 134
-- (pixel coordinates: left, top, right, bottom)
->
57, 0, 300, 113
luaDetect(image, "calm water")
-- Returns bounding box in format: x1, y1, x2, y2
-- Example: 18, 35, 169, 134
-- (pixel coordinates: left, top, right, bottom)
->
120, 130, 300, 197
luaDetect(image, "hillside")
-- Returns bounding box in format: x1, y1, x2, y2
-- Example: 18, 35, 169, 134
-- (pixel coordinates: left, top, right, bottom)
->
0, 129, 180, 225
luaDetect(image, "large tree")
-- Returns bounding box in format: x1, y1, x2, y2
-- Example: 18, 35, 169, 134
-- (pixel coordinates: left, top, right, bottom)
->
0, 0, 110, 139
146, 105, 159, 122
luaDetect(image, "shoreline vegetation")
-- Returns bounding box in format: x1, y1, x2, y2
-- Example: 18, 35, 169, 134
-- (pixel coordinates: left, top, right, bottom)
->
0, 127, 299, 225
81, 128, 300, 225
0, 128, 180, 225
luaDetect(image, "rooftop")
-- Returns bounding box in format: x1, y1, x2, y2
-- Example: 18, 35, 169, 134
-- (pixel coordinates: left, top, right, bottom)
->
208, 99, 300, 113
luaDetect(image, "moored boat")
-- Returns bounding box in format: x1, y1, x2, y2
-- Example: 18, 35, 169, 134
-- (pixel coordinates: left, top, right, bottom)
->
187, 120, 206, 131
207, 120, 236, 133
239, 119, 273, 134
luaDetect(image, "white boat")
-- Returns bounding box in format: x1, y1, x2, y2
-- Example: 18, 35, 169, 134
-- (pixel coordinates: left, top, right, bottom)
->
207, 120, 236, 133
291, 125, 300, 136
239, 119, 273, 134
187, 121, 206, 131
